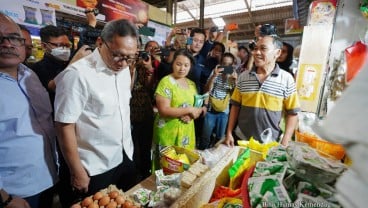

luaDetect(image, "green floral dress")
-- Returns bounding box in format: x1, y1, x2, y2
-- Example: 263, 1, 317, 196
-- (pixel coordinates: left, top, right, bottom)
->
153, 75, 198, 150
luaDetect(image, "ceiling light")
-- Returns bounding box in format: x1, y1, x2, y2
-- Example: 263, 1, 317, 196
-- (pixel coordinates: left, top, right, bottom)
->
212, 17, 226, 29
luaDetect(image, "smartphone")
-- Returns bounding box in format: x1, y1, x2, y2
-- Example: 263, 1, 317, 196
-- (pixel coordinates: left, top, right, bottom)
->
186, 37, 193, 45
219, 65, 234, 74
138, 26, 156, 36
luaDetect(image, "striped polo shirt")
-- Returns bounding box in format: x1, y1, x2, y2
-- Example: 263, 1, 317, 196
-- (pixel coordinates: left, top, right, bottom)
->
208, 72, 235, 112
230, 65, 300, 142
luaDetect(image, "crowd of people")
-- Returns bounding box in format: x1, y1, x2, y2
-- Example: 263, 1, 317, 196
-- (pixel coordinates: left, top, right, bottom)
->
0, 9, 300, 208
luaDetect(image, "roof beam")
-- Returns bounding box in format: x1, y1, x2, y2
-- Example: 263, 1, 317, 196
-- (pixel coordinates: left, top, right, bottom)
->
178, 4, 198, 24
244, 0, 255, 28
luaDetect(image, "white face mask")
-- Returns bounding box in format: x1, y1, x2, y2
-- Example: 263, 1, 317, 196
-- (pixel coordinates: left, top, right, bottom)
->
50, 47, 70, 61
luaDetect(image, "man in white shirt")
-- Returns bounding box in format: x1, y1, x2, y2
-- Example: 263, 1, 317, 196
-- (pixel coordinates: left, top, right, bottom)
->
54, 19, 138, 207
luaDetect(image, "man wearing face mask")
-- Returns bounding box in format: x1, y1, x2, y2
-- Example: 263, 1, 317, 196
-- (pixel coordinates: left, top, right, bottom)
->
32, 25, 71, 107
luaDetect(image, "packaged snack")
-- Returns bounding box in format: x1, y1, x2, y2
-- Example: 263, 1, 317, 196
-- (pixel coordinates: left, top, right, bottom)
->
148, 186, 169, 207
201, 197, 243, 208
40, 9, 54, 25
23, 6, 38, 25
242, 137, 279, 159
160, 146, 200, 174
228, 148, 252, 189
252, 161, 288, 179
297, 181, 338, 203
360, 1, 368, 19
286, 142, 347, 183
308, 0, 337, 25
248, 176, 291, 207
194, 93, 209, 107
198, 144, 231, 168
155, 169, 181, 187
266, 145, 288, 162
216, 197, 243, 208
132, 188, 151, 206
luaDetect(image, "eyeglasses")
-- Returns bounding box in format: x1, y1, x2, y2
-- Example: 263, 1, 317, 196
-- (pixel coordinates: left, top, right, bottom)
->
46, 42, 72, 49
103, 41, 137, 65
0, 36, 25, 47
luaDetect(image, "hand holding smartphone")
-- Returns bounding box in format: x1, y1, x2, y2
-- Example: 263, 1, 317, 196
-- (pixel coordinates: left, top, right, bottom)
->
219, 65, 234, 74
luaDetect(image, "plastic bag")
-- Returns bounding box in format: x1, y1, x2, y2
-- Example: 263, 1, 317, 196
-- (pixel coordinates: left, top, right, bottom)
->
345, 41, 367, 83
228, 148, 252, 189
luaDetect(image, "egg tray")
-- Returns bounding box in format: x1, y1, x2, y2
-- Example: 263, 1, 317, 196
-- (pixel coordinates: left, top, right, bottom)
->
71, 184, 141, 208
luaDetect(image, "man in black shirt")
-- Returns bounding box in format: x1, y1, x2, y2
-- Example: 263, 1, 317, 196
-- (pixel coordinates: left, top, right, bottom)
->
32, 25, 71, 107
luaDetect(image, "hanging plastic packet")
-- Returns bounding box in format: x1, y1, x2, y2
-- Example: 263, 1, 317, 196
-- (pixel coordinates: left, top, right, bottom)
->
360, 0, 368, 19
260, 128, 273, 143
193, 93, 209, 107
40, 9, 54, 25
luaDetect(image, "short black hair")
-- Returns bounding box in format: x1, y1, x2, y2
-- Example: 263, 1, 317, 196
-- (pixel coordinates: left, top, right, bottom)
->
221, 52, 235, 64
100, 19, 138, 43
190, 27, 206, 39
238, 45, 249, 54
172, 49, 195, 68
211, 41, 225, 53
144, 40, 159, 51
39, 25, 68, 42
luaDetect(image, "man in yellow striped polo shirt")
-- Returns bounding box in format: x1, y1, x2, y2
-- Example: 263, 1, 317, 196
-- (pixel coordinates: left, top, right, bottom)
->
224, 35, 300, 147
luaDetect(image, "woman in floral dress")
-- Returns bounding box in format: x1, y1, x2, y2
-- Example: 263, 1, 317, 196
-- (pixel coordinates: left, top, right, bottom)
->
153, 49, 205, 153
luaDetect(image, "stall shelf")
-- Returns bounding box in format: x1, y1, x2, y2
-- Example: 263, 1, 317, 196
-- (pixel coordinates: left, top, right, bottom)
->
126, 146, 241, 208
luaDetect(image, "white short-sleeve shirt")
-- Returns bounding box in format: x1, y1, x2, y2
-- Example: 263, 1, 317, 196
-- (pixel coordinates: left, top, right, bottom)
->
54, 49, 133, 176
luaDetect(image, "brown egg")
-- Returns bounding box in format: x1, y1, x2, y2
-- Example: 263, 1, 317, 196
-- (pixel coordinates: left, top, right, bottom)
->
98, 195, 111, 206
81, 197, 93, 207
115, 195, 125, 205
109, 190, 119, 199
93, 191, 104, 201
88, 202, 99, 208
70, 203, 82, 208
122, 200, 133, 208
106, 201, 118, 208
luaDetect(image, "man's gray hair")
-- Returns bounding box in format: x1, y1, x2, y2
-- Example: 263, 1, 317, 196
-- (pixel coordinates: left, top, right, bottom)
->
100, 19, 138, 42
0, 13, 21, 34
271, 35, 283, 50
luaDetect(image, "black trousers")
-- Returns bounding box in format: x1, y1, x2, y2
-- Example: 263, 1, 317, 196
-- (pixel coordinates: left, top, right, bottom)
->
57, 151, 139, 208
23, 186, 56, 208
132, 119, 153, 180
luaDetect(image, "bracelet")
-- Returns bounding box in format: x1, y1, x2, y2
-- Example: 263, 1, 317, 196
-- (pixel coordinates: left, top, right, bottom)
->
0, 194, 12, 207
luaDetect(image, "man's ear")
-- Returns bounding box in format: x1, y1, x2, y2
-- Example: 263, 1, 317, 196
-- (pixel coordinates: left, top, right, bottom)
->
275, 48, 281, 59
96, 37, 103, 48
40, 42, 47, 50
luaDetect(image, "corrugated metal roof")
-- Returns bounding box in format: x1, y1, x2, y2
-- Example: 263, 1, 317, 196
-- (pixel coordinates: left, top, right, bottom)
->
144, 0, 306, 41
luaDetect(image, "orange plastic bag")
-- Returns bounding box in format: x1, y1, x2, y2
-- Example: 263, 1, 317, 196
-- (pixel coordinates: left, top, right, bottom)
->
345, 41, 368, 82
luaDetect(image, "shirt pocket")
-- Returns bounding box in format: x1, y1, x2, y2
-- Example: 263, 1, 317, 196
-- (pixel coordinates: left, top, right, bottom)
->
89, 91, 118, 117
